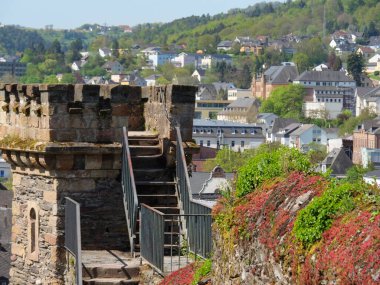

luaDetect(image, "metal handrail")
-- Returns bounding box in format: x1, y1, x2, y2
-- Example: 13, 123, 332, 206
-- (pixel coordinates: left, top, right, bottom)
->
175, 126, 212, 258
121, 125, 139, 255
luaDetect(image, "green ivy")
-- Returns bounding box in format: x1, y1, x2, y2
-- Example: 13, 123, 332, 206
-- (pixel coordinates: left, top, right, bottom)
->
236, 145, 312, 197
191, 259, 212, 285
293, 182, 360, 248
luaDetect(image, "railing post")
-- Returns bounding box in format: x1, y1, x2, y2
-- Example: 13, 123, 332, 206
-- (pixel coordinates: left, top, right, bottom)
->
121, 124, 139, 254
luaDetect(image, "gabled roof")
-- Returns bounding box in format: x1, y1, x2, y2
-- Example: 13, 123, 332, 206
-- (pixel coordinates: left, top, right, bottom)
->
369, 36, 380, 46
357, 46, 375, 53
193, 69, 206, 77
295, 70, 355, 83
102, 61, 122, 69
196, 84, 218, 100
264, 65, 299, 84
271, 118, 298, 134
276, 122, 302, 136
290, 124, 316, 136
225, 97, 257, 109
356, 87, 377, 98
321, 148, 353, 176
217, 40, 233, 48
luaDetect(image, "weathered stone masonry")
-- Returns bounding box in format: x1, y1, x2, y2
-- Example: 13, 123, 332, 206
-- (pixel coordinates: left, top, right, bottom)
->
0, 83, 197, 284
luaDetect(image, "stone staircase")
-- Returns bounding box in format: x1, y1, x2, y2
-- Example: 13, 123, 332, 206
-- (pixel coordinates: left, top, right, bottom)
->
128, 131, 181, 253
82, 250, 141, 285
81, 132, 181, 284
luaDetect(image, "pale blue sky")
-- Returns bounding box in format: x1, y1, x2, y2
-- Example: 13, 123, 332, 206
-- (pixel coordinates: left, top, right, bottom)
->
0, 0, 280, 29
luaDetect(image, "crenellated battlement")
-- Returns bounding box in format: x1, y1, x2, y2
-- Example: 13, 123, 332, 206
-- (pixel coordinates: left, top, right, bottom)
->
0, 83, 146, 143
0, 83, 197, 145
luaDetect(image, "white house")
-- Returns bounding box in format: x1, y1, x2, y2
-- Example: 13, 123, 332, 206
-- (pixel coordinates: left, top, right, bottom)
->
289, 124, 327, 150
171, 53, 200, 68
368, 54, 380, 64
98, 47, 112, 58
148, 51, 176, 68
191, 69, 206, 83
356, 86, 380, 116
102, 61, 124, 74
145, 74, 162, 86
201, 54, 232, 69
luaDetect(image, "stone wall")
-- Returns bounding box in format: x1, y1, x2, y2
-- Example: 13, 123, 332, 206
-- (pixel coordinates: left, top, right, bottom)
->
143, 84, 197, 141
0, 83, 198, 284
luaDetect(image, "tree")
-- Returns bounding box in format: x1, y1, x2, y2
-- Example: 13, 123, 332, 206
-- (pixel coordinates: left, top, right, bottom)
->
347, 52, 365, 86
60, 73, 76, 84
293, 52, 311, 73
327, 51, 342, 71
296, 37, 327, 66
203, 147, 256, 172
112, 39, 120, 58
260, 84, 306, 119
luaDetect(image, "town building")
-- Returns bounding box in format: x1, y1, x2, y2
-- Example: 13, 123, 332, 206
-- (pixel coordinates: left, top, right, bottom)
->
252, 65, 298, 99
192, 119, 265, 151
295, 70, 357, 117
352, 117, 380, 165
217, 97, 260, 123
320, 148, 353, 177
289, 124, 327, 150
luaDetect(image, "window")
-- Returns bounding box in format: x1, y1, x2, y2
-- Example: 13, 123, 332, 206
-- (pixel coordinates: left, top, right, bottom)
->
231, 141, 235, 147
241, 141, 245, 147
192, 129, 197, 134
30, 208, 36, 253
217, 141, 220, 150
241, 129, 246, 135
200, 140, 203, 147
0, 170, 4, 177
207, 140, 210, 147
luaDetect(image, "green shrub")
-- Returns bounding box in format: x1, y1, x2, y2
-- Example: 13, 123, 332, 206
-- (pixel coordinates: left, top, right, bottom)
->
236, 146, 312, 197
191, 259, 212, 285
293, 182, 359, 248
374, 71, 379, 76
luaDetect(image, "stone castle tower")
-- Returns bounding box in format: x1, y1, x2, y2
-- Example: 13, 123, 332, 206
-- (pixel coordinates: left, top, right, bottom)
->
0, 83, 197, 284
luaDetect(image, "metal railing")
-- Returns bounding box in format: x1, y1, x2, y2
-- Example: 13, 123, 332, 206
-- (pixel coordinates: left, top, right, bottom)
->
64, 197, 82, 285
140, 204, 211, 274
140, 204, 165, 272
121, 125, 139, 254
175, 127, 212, 258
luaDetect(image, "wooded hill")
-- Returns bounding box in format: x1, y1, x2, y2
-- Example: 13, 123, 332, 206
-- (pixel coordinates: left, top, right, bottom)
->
0, 0, 379, 55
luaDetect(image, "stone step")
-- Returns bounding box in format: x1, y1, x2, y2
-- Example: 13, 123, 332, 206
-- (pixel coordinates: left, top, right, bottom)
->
128, 131, 159, 140
129, 145, 161, 156
131, 155, 166, 168
153, 207, 180, 215
82, 277, 139, 285
83, 264, 140, 279
128, 137, 159, 146
133, 169, 173, 181
137, 194, 178, 206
